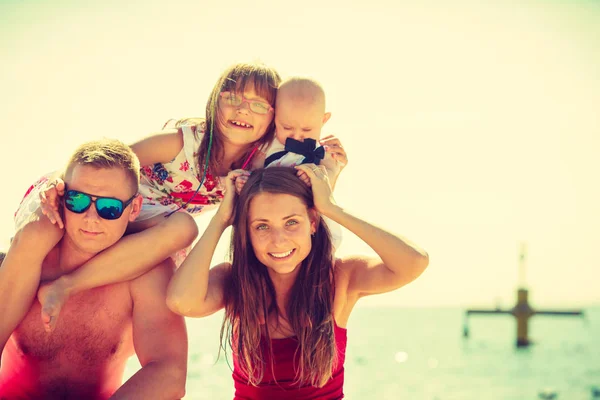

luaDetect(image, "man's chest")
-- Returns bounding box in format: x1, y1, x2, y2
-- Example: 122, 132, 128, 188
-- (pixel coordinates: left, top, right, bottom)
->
12, 285, 134, 364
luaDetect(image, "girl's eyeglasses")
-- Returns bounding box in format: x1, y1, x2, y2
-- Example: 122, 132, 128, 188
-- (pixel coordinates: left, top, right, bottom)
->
64, 189, 137, 220
219, 91, 273, 115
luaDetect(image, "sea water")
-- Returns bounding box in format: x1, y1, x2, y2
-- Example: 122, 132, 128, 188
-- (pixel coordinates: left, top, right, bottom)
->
124, 306, 600, 399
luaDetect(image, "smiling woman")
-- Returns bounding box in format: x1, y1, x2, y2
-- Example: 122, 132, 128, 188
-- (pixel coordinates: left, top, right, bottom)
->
246, 191, 318, 276
166, 166, 429, 399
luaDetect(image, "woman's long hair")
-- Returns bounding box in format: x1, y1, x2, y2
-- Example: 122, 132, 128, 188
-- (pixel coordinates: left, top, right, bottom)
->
221, 167, 337, 388
170, 62, 280, 175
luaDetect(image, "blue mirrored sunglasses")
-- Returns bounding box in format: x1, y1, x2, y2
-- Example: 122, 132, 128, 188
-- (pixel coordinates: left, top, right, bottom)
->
64, 189, 137, 220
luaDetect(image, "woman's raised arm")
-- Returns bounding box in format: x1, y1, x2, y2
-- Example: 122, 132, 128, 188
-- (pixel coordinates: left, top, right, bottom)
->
166, 169, 249, 317
296, 164, 429, 298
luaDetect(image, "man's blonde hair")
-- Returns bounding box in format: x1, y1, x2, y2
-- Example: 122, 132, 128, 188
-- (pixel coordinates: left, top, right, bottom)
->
64, 139, 140, 193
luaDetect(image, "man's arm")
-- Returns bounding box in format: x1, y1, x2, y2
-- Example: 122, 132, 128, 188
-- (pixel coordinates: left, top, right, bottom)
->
111, 259, 187, 400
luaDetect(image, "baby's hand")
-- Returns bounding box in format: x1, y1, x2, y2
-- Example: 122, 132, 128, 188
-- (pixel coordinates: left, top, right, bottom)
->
320, 135, 348, 169
39, 178, 65, 229
319, 135, 348, 188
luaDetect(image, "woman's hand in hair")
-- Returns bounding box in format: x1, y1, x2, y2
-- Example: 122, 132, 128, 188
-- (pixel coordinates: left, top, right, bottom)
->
216, 169, 249, 225
295, 168, 312, 187
295, 164, 336, 215
234, 173, 250, 195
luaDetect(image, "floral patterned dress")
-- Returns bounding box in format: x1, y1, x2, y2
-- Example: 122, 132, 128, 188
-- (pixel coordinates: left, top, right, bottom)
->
137, 121, 225, 221
13, 175, 52, 232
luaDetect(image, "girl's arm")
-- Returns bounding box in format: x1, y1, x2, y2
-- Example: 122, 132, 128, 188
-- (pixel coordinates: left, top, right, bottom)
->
296, 164, 429, 298
1, 209, 63, 351
166, 170, 248, 317
130, 129, 184, 166
38, 209, 199, 331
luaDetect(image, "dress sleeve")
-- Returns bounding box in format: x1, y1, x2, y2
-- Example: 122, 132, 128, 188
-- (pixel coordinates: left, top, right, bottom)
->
13, 172, 56, 232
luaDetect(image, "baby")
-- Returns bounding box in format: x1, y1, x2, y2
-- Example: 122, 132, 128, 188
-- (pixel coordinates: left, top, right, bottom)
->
260, 77, 345, 248
264, 76, 335, 170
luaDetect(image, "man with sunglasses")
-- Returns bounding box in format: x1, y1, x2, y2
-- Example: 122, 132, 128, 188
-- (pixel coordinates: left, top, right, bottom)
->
0, 139, 188, 399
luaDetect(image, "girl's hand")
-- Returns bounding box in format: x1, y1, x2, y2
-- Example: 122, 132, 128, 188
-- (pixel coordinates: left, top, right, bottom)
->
294, 164, 336, 215
39, 178, 66, 229
216, 169, 250, 225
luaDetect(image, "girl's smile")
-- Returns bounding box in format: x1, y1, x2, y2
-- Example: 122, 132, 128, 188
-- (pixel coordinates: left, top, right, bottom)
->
218, 84, 274, 146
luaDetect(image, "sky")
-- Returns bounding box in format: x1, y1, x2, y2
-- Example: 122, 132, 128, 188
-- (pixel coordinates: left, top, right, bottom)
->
1, 0, 599, 308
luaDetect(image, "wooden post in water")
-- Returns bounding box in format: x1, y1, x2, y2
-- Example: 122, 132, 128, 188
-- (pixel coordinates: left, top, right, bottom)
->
514, 243, 533, 346
514, 288, 534, 346
463, 243, 583, 347
464, 288, 583, 347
